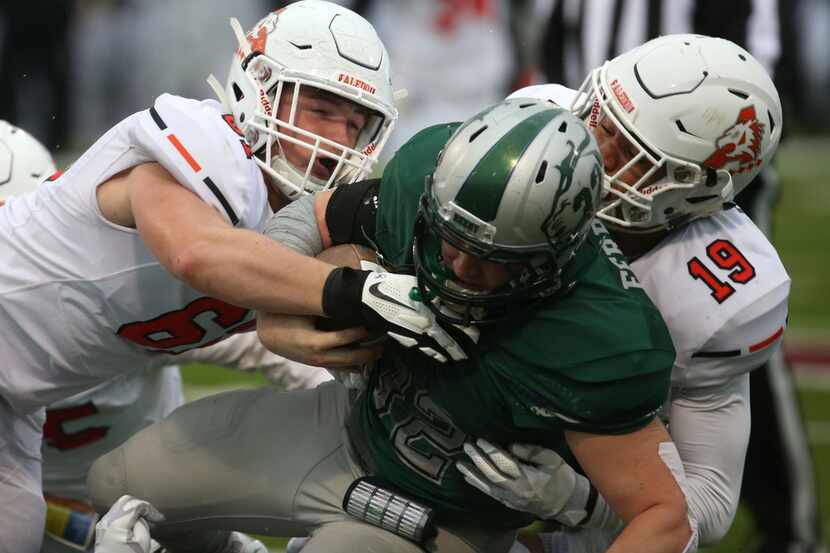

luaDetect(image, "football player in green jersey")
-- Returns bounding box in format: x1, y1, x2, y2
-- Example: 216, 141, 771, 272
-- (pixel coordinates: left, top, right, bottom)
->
88, 100, 693, 553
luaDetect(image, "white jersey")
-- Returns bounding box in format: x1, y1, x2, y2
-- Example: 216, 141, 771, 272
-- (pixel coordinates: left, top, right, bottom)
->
631, 207, 790, 389
0, 94, 271, 414
42, 365, 183, 502
41, 332, 331, 503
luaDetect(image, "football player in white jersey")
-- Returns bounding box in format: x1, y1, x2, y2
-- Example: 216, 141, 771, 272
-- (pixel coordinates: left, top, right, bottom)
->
0, 3, 478, 551
42, 333, 332, 553
454, 35, 787, 552
0, 122, 333, 553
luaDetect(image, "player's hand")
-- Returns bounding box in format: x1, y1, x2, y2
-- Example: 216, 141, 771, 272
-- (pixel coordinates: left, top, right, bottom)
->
323, 267, 479, 363
256, 311, 384, 369
94, 495, 164, 553
456, 439, 593, 525
361, 272, 479, 362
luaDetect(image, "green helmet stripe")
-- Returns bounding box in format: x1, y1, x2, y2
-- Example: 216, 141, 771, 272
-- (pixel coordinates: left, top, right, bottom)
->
454, 107, 563, 222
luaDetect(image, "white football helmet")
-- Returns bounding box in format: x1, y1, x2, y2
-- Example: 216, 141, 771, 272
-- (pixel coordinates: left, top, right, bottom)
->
0, 120, 56, 201
216, 1, 397, 200
572, 34, 782, 231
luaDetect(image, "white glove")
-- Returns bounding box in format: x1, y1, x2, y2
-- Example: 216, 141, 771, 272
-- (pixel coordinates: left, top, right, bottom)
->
94, 495, 165, 553
223, 532, 268, 553
361, 272, 479, 362
456, 439, 593, 525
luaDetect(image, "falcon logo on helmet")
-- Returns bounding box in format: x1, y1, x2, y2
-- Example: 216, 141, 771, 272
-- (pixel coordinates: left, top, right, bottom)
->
704, 106, 765, 177
247, 26, 268, 55
609, 79, 635, 114
337, 74, 377, 95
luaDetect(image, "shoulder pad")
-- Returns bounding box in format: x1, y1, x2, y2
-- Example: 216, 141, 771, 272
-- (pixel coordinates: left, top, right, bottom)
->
135, 94, 269, 229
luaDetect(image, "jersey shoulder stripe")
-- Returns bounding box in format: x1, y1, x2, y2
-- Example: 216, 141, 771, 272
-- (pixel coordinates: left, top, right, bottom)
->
692, 324, 784, 358
138, 94, 268, 230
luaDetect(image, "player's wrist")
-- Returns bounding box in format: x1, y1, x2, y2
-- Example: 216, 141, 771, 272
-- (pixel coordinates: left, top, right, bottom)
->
542, 474, 600, 527
321, 267, 372, 327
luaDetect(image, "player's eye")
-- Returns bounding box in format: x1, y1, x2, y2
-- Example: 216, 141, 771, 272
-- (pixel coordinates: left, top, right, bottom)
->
348, 116, 366, 133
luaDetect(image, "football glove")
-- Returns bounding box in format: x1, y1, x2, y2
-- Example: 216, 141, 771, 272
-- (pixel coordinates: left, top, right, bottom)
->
456, 439, 600, 526
94, 495, 164, 553
323, 268, 479, 362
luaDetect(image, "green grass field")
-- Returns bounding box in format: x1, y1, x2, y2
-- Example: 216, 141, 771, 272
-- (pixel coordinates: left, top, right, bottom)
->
179, 136, 830, 552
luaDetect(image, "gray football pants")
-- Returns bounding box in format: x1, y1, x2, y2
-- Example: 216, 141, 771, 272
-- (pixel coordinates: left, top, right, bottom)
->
87, 382, 515, 553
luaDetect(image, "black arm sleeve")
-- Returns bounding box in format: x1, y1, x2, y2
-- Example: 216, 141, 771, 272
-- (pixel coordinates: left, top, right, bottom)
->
325, 178, 380, 248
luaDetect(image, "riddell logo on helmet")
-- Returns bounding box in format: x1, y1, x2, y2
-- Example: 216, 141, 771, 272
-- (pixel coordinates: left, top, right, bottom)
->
258, 88, 273, 117
337, 74, 376, 95
610, 79, 635, 113
587, 98, 601, 129
704, 106, 765, 176
363, 142, 377, 155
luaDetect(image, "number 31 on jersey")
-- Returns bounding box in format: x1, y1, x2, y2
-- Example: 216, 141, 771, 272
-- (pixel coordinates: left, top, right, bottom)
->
687, 239, 756, 303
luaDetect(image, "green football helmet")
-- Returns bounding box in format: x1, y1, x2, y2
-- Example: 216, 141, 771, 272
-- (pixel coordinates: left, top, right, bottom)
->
414, 98, 603, 325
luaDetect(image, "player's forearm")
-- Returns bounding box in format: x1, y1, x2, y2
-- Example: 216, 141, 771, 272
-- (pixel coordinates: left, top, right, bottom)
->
173, 225, 332, 315
669, 375, 750, 544
607, 505, 694, 553
568, 422, 697, 553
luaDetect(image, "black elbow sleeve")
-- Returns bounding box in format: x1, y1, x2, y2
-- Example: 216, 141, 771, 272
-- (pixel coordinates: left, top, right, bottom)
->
325, 178, 380, 247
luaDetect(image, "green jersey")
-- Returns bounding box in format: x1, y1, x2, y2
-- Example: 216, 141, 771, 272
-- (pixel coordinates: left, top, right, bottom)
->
347, 123, 675, 527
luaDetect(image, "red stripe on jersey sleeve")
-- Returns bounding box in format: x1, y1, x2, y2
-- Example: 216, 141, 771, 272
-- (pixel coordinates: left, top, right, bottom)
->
167, 134, 202, 173
749, 326, 785, 353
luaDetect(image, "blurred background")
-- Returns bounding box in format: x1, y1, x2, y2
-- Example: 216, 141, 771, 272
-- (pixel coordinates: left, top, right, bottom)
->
1, 1, 828, 552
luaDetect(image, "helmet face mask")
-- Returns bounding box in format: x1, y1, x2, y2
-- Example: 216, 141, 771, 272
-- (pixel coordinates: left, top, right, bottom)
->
223, 2, 398, 200
571, 34, 782, 232
414, 99, 603, 326
257, 79, 388, 194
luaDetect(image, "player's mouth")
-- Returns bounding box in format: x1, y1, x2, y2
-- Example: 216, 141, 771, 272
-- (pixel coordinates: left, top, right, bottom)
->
446, 276, 489, 294
312, 157, 338, 180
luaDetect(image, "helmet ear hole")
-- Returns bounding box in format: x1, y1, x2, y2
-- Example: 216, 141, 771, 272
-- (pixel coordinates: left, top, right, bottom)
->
535, 161, 548, 183
232, 83, 245, 102
704, 167, 718, 187
469, 126, 487, 142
